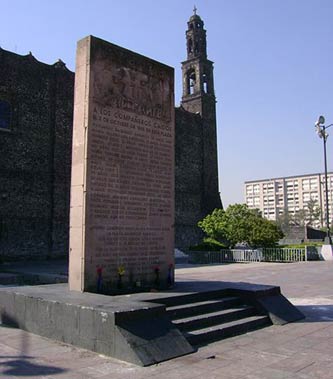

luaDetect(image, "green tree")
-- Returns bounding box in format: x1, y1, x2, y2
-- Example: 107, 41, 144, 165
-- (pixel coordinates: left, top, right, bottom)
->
276, 208, 292, 234
198, 204, 283, 248
277, 200, 321, 230
306, 198, 321, 226
293, 208, 308, 227
197, 208, 226, 241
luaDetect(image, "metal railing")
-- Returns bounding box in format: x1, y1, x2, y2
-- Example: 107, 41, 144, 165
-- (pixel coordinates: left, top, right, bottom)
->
187, 247, 316, 264
262, 248, 306, 262
220, 249, 263, 262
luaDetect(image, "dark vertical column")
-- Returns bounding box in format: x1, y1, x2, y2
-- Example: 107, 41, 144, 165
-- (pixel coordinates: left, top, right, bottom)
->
48, 70, 57, 256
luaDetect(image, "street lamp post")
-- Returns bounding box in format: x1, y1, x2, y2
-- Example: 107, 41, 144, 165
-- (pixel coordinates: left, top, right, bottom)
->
315, 115, 332, 245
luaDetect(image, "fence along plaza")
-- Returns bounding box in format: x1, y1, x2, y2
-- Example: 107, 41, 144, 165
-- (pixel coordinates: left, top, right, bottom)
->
187, 246, 322, 264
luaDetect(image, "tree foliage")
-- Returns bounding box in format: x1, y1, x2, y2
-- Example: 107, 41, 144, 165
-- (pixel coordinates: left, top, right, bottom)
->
198, 204, 284, 248
275, 208, 292, 234
276, 199, 321, 229
306, 198, 321, 226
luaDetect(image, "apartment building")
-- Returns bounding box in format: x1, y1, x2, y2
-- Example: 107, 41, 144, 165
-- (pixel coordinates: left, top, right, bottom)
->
244, 173, 333, 227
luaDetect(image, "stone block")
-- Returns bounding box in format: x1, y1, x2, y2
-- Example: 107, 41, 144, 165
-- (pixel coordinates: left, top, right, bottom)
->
69, 36, 175, 293
320, 245, 333, 261
256, 294, 305, 325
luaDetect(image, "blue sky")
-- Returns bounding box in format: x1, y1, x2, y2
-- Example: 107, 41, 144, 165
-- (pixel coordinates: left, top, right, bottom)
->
1, 0, 333, 207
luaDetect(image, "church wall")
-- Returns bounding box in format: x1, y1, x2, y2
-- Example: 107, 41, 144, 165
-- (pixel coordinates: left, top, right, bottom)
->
52, 66, 74, 255
0, 49, 74, 259
175, 107, 205, 247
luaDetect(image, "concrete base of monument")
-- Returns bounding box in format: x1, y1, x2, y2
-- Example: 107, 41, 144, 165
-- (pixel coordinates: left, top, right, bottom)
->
0, 282, 304, 366
320, 244, 333, 261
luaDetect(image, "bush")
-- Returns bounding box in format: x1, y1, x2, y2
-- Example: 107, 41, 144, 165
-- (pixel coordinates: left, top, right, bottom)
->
279, 242, 323, 248
189, 238, 227, 251
198, 204, 284, 248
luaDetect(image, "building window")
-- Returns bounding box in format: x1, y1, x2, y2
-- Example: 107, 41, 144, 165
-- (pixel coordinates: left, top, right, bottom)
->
310, 178, 318, 190
303, 193, 310, 202
247, 198, 254, 206
246, 185, 253, 196
0, 100, 11, 130
310, 192, 319, 201
302, 179, 310, 191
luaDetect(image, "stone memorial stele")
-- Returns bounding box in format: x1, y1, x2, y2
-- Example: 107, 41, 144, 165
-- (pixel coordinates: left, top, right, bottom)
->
69, 36, 175, 293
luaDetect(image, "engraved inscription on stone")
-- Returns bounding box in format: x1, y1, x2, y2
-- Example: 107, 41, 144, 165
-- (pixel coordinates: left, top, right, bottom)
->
69, 36, 174, 292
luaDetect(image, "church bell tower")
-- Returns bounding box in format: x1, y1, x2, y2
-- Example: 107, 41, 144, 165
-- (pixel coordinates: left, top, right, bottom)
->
181, 7, 215, 116
181, 8, 222, 213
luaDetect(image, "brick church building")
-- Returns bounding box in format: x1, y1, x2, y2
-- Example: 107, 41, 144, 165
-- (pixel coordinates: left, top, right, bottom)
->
0, 10, 221, 259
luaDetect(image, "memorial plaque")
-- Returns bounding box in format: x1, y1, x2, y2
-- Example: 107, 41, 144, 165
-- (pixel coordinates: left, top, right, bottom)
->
69, 36, 175, 293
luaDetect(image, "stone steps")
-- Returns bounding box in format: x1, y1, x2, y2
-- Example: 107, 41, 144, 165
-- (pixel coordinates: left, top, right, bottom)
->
173, 305, 257, 331
185, 314, 271, 345
166, 296, 243, 319
161, 292, 272, 346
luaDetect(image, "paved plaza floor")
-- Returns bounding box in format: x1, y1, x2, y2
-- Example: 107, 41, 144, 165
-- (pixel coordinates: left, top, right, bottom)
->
1, 261, 333, 378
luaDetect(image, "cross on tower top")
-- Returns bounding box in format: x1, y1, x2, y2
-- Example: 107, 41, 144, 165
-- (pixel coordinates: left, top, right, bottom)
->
193, 5, 197, 15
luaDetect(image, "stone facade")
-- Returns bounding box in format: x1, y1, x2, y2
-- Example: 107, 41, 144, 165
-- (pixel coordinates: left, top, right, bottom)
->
0, 49, 74, 259
0, 11, 221, 259
175, 108, 207, 247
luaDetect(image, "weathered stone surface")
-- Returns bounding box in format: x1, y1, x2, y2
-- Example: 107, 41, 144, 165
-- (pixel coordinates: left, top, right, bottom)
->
0, 49, 74, 259
69, 36, 175, 293
0, 284, 194, 366
175, 108, 205, 247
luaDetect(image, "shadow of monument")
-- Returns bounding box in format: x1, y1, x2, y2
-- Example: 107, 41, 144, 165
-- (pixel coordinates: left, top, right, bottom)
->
295, 305, 333, 323
1, 359, 66, 376
0, 316, 68, 377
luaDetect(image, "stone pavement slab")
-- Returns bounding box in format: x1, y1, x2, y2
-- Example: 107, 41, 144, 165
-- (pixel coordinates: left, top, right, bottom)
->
0, 262, 333, 378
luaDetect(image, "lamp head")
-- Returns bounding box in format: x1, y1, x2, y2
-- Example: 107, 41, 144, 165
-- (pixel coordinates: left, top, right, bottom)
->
315, 115, 325, 126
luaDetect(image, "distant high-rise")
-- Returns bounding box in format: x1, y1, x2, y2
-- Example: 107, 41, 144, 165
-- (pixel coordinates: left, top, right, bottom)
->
245, 173, 333, 228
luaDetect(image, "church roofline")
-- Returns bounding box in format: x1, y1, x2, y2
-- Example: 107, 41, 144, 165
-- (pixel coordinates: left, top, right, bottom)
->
0, 46, 73, 73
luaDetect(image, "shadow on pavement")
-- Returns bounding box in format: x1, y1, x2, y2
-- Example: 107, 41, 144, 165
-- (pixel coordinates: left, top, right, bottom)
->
1, 359, 66, 376
296, 305, 333, 322
0, 321, 68, 377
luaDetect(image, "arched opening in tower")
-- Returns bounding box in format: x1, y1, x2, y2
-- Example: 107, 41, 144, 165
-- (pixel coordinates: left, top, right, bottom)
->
194, 42, 199, 55
188, 38, 193, 54
187, 70, 196, 95
202, 73, 208, 93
